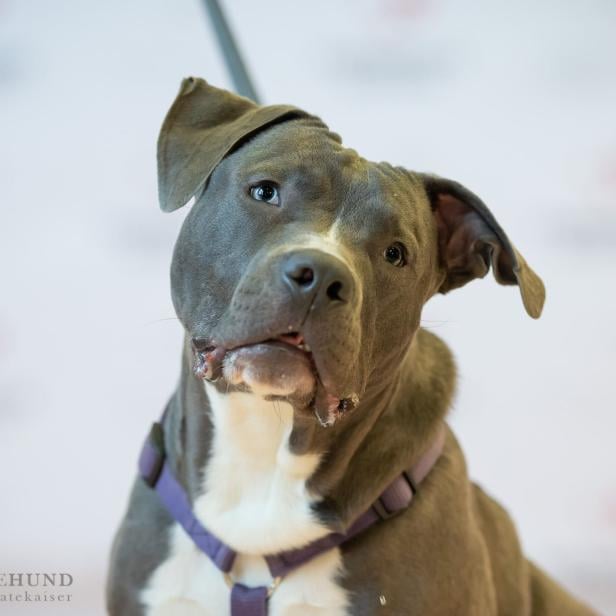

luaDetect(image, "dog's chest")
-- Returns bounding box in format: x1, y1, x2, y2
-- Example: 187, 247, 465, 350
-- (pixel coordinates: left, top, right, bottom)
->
141, 387, 349, 616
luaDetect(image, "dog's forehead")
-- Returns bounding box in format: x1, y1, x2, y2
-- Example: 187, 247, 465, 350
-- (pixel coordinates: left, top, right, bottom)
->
235, 119, 428, 230
238, 118, 360, 179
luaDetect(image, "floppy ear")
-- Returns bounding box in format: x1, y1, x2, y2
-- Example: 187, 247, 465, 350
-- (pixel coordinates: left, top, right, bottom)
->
157, 77, 308, 212
422, 175, 545, 319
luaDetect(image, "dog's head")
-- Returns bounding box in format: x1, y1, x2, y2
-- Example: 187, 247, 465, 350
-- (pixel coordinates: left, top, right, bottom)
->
159, 78, 545, 427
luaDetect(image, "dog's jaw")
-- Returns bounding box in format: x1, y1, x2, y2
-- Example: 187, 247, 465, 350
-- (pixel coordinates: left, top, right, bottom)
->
191, 336, 360, 427
222, 341, 316, 399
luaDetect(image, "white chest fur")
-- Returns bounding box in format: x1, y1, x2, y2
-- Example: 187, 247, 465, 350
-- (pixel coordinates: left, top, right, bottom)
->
141, 385, 350, 616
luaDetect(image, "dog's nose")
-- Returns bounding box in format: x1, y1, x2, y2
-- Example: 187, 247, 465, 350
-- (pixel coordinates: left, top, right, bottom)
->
282, 250, 353, 304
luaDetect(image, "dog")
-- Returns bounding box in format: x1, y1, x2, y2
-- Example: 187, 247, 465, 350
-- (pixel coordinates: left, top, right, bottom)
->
106, 77, 597, 616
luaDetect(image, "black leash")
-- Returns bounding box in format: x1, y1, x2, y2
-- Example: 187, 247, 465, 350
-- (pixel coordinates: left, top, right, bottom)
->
201, 0, 261, 104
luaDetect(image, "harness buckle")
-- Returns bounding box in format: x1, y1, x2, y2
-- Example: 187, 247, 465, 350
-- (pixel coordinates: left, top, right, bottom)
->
372, 472, 417, 520
372, 497, 399, 521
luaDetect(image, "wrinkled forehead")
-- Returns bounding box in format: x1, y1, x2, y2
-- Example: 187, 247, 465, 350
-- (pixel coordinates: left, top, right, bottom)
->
231, 119, 429, 236
234, 119, 358, 185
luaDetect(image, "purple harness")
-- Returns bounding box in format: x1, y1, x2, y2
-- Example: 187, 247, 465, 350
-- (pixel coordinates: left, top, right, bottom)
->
139, 421, 445, 616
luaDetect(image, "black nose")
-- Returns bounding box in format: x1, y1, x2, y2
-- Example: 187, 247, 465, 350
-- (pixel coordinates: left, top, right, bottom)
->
282, 249, 354, 304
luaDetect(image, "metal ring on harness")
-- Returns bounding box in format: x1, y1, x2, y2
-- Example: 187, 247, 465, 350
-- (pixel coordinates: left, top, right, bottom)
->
223, 573, 283, 598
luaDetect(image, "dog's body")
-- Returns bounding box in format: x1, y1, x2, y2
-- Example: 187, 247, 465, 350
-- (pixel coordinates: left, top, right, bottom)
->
107, 78, 596, 615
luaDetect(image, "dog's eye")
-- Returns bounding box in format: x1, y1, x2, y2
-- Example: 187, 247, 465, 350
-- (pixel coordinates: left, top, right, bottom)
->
249, 182, 280, 205
384, 242, 407, 267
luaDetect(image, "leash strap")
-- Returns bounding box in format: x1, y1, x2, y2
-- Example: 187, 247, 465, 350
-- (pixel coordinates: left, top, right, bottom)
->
202, 0, 260, 103
139, 421, 445, 615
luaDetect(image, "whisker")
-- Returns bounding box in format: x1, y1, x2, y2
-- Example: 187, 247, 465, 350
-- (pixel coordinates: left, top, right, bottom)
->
273, 399, 283, 424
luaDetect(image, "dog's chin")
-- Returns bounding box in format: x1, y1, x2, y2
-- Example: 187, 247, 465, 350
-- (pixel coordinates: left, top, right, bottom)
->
222, 342, 317, 405
193, 336, 360, 427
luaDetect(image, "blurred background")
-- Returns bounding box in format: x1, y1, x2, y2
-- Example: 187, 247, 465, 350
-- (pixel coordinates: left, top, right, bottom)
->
1, 0, 615, 613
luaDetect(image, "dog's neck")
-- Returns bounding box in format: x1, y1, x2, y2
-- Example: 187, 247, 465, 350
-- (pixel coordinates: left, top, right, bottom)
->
165, 327, 455, 533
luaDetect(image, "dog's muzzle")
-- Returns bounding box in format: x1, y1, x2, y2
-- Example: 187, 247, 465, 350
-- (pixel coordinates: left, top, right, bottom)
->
191, 249, 361, 426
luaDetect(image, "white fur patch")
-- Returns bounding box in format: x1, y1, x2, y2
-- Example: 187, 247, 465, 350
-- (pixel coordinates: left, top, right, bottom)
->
141, 385, 350, 615
281, 230, 349, 265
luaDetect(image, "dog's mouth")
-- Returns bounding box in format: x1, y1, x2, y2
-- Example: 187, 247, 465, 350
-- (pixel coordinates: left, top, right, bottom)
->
192, 333, 358, 427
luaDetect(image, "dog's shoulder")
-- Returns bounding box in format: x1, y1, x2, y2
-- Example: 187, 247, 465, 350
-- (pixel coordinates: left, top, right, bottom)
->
107, 478, 174, 615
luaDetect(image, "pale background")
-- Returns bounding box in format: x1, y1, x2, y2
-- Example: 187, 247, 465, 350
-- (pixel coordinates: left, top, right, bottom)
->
1, 0, 615, 614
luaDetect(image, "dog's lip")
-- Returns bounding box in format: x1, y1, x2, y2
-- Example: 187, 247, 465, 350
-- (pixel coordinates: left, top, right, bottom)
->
196, 333, 312, 358
191, 333, 314, 380
193, 332, 308, 353
274, 331, 311, 351
227, 334, 318, 377
191, 333, 359, 426
237, 337, 315, 364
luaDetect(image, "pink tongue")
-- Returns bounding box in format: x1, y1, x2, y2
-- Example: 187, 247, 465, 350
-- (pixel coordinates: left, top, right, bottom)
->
277, 332, 304, 346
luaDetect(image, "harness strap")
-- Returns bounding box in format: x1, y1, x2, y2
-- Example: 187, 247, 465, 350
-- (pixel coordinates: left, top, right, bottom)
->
139, 421, 445, 615
139, 428, 236, 572
230, 583, 268, 616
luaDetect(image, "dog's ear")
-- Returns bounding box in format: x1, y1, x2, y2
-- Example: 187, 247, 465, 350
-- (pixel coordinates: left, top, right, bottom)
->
421, 175, 545, 318
157, 77, 308, 213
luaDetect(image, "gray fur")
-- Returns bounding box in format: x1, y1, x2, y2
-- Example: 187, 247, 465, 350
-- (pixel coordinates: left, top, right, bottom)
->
107, 78, 595, 616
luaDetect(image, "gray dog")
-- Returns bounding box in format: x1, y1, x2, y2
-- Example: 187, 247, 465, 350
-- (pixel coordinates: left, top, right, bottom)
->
107, 77, 596, 616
